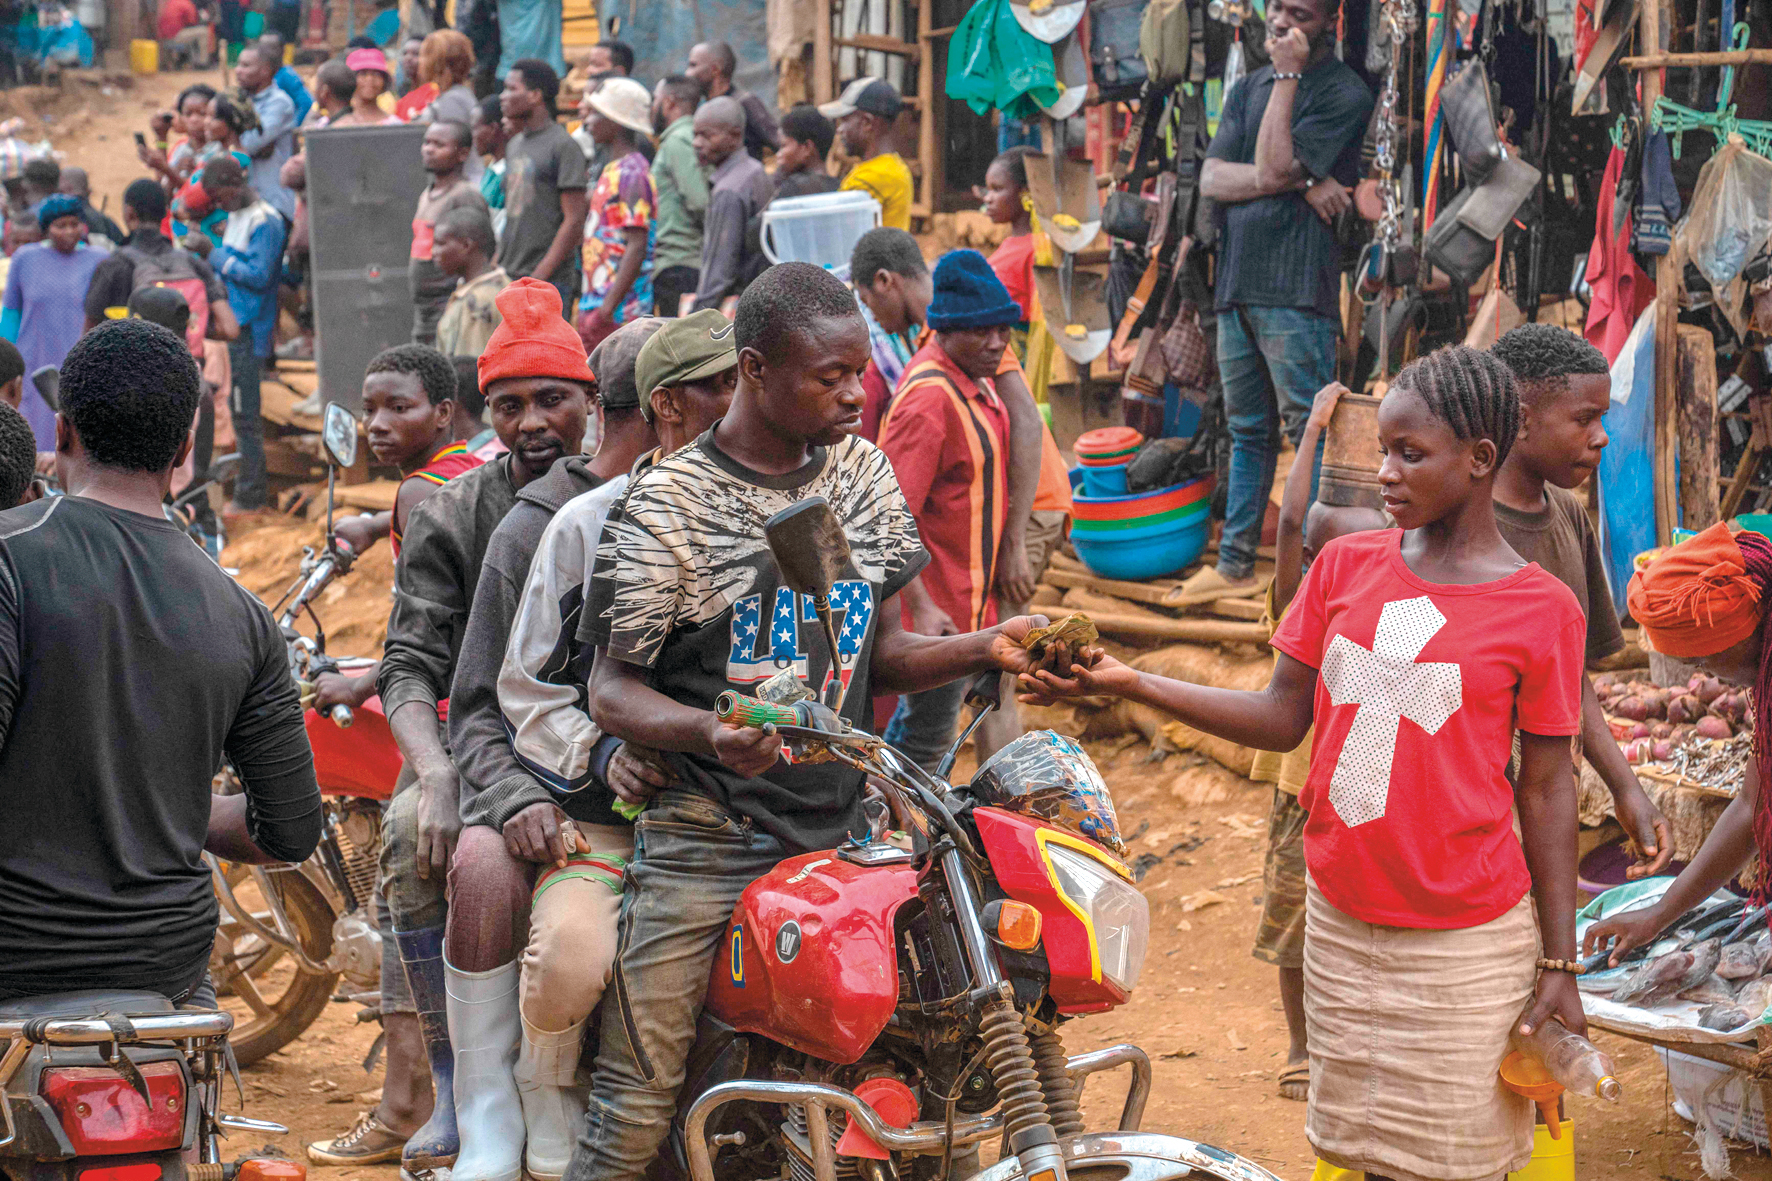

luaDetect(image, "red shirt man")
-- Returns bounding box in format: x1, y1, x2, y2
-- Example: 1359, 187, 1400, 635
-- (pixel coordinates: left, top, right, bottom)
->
157, 0, 199, 39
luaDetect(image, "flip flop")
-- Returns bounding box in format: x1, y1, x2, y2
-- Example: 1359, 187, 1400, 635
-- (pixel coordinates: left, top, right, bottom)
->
1278, 1062, 1309, 1102
1165, 567, 1270, 606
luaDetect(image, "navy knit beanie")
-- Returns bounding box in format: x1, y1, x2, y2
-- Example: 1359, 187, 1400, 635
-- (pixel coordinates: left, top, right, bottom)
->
925, 249, 1022, 331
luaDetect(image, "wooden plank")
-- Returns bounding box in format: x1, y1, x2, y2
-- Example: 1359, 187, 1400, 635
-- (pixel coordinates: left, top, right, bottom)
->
1087, 612, 1270, 645
1042, 566, 1268, 619
1620, 48, 1772, 66
335, 480, 400, 511
260, 377, 323, 433
1676, 323, 1719, 531
836, 34, 919, 60
916, 0, 935, 221
813, 0, 833, 105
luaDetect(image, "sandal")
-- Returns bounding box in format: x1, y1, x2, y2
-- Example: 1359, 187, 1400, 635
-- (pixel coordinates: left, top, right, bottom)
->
1278, 1061, 1310, 1102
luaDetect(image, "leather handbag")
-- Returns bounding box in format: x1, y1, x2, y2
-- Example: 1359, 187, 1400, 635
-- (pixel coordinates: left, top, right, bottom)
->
1160, 299, 1214, 389
1423, 154, 1541, 286
1089, 0, 1151, 99
1438, 60, 1504, 184
1102, 190, 1154, 243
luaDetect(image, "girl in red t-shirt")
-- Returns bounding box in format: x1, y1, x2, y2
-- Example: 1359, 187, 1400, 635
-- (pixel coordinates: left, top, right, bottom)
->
1024, 346, 1587, 1181
975, 148, 1036, 329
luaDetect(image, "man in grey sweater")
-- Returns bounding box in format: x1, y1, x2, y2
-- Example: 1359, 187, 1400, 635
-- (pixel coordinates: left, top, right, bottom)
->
445, 316, 675, 1180
691, 96, 773, 313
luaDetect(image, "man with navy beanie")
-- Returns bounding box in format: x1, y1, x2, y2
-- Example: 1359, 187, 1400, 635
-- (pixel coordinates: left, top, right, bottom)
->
875, 248, 1022, 769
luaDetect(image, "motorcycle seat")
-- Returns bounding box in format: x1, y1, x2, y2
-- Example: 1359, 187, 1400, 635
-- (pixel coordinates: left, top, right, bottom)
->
0, 989, 177, 1020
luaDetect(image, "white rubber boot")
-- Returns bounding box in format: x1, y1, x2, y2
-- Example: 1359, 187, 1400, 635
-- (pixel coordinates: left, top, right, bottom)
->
444, 960, 525, 1181
514, 1015, 589, 1181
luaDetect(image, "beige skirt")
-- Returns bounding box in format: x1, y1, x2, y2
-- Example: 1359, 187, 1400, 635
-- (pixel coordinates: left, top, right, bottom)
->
1304, 879, 1538, 1181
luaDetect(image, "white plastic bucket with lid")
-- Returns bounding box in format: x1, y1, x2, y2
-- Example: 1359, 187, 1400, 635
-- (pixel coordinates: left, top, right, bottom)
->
760, 190, 882, 273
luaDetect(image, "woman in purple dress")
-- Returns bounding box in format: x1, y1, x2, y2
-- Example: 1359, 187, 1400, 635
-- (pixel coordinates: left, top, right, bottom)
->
1, 194, 105, 447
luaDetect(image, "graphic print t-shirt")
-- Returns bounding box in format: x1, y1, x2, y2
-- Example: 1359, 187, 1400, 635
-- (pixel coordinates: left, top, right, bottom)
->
1270, 529, 1584, 930
583, 430, 928, 854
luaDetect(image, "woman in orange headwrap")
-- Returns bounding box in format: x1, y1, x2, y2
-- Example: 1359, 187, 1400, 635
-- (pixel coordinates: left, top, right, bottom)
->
1584, 521, 1772, 962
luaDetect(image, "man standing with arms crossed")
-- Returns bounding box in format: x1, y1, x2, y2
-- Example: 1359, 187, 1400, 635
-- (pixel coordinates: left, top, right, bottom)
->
648, 75, 707, 318
1175, 0, 1371, 603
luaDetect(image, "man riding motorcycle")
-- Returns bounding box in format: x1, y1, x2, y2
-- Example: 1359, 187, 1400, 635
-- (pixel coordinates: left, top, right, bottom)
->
0, 318, 320, 1004
568, 263, 1061, 1181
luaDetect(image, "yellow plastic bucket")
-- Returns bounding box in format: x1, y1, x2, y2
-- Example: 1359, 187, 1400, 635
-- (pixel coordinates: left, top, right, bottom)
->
1310, 1164, 1363, 1181
129, 38, 158, 73
1508, 1119, 1575, 1181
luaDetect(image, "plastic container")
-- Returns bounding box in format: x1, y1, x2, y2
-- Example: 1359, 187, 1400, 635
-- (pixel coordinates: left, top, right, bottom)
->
1071, 474, 1213, 522
1508, 1017, 1622, 1102
1070, 499, 1208, 534
1507, 1120, 1575, 1181
1074, 425, 1144, 459
1309, 1163, 1363, 1181
129, 38, 158, 73
760, 190, 881, 270
1079, 462, 1130, 497
1072, 513, 1209, 580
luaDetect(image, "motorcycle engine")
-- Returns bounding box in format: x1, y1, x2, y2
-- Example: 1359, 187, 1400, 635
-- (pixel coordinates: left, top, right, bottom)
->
325, 909, 382, 994
779, 1057, 912, 1181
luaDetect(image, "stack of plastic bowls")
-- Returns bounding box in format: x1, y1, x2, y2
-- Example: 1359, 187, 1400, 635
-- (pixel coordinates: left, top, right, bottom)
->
1073, 427, 1145, 496
1070, 468, 1215, 581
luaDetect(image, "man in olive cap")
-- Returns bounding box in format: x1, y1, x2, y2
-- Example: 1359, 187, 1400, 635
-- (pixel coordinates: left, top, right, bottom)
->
634, 306, 742, 439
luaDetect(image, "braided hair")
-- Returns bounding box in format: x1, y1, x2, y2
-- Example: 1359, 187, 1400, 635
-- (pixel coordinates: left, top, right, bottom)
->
1390, 344, 1522, 467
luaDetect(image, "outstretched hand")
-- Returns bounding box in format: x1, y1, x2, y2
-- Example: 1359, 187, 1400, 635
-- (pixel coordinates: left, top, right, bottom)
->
1016, 649, 1139, 704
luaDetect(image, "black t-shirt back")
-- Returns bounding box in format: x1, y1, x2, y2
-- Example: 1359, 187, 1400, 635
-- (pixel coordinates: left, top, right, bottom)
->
1207, 59, 1374, 318
0, 496, 319, 995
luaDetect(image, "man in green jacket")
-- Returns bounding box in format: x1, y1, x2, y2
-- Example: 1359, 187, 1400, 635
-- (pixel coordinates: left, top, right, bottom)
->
648, 74, 708, 318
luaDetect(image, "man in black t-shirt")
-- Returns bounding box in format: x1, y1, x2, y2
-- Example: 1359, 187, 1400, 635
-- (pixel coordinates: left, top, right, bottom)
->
1178, 0, 1373, 605
0, 319, 320, 1001
565, 263, 1055, 1181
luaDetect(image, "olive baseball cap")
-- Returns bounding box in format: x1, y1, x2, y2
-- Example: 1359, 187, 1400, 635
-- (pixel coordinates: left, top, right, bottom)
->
634, 309, 739, 421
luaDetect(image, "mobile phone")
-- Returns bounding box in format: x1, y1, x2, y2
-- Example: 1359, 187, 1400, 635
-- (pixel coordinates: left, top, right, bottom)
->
134, 132, 146, 147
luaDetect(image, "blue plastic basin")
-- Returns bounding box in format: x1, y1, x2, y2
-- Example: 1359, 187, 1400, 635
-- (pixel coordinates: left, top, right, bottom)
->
1072, 515, 1210, 581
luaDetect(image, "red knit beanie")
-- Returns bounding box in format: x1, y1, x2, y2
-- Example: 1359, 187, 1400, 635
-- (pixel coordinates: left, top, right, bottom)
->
477, 277, 595, 392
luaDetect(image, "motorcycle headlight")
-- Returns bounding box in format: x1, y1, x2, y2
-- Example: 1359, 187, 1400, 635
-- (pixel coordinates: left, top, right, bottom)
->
1045, 843, 1150, 994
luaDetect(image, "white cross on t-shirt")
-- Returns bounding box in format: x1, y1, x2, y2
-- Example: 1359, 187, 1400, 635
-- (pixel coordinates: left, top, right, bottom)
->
1319, 596, 1464, 827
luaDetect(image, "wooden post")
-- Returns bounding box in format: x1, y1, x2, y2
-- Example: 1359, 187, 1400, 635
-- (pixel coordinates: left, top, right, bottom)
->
915, 1, 936, 218
1677, 323, 1720, 530
813, 0, 833, 105
1639, 0, 1680, 544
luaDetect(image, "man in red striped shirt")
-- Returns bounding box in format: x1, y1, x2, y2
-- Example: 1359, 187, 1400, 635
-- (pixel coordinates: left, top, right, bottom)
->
876, 249, 1022, 769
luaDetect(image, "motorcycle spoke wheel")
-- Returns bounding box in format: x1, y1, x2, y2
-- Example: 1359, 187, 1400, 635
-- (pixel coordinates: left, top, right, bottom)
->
213, 865, 341, 1065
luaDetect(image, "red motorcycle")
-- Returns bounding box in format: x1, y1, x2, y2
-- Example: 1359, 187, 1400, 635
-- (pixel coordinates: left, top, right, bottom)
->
208, 405, 402, 1064
651, 500, 1278, 1181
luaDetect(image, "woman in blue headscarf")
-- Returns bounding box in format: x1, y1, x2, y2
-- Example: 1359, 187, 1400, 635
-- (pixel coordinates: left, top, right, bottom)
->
1, 193, 103, 447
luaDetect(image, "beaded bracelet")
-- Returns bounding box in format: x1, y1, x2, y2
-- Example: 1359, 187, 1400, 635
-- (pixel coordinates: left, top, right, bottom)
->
1536, 957, 1586, 975
1273, 71, 1304, 81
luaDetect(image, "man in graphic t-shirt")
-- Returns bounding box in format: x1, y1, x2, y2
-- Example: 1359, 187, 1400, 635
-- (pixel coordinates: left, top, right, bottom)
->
567, 263, 1060, 1181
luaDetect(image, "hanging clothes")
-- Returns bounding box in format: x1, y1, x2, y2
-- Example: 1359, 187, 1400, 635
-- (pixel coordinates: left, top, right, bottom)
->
1584, 145, 1654, 363
1633, 129, 1681, 255
947, 0, 1061, 119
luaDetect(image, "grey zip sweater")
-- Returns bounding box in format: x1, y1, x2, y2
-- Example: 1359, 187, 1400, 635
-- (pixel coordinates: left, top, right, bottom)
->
449, 455, 616, 829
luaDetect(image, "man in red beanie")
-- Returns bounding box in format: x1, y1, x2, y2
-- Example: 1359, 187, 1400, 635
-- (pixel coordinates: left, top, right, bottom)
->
369, 277, 593, 1181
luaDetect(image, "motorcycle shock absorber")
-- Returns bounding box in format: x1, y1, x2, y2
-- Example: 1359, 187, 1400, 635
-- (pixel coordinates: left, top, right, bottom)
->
1024, 1017, 1084, 1140
977, 992, 1064, 1169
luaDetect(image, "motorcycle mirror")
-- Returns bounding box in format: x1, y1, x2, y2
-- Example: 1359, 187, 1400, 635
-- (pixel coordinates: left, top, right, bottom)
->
30, 365, 58, 413
765, 497, 851, 600
964, 669, 1003, 710
765, 497, 851, 713
321, 402, 360, 470
207, 452, 242, 485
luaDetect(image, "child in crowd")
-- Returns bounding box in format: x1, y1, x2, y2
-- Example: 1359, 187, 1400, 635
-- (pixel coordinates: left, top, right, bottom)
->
1250, 380, 1386, 1103
850, 227, 928, 438
0, 338, 23, 411
1023, 345, 1588, 1181
435, 205, 509, 362
771, 104, 839, 202
410, 121, 490, 346
976, 146, 1035, 332
821, 77, 912, 230
473, 95, 509, 238
0, 399, 38, 508
1488, 322, 1671, 875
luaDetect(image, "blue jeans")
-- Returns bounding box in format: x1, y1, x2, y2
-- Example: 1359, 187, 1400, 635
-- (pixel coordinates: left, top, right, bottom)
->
568, 792, 787, 1181
1216, 305, 1338, 580
227, 335, 267, 510
884, 677, 971, 773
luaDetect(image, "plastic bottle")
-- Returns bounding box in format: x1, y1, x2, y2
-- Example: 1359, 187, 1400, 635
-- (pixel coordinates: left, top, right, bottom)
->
1508, 1016, 1623, 1102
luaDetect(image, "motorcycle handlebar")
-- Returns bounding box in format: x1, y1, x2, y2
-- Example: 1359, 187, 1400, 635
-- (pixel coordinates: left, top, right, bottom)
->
714, 692, 803, 730
330, 704, 354, 728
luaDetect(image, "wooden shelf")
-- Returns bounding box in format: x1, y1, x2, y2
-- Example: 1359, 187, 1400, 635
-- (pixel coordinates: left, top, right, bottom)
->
835, 34, 920, 60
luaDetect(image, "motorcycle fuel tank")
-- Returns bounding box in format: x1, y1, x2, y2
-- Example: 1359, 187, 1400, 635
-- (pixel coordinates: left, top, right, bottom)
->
305, 697, 401, 799
705, 849, 919, 1065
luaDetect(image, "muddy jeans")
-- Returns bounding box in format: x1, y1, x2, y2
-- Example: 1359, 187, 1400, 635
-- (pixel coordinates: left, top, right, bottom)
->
566, 792, 786, 1181
520, 822, 632, 1033
378, 774, 447, 1014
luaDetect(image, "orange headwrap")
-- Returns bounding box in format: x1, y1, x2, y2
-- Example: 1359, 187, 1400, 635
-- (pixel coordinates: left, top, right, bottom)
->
1626, 522, 1766, 657
476, 278, 595, 393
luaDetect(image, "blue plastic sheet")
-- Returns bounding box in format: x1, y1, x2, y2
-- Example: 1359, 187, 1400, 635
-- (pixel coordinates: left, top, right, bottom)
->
1597, 307, 1658, 616
598, 0, 774, 112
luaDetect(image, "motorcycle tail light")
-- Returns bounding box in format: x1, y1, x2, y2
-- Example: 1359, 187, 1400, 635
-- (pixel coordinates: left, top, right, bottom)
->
40, 1063, 186, 1155
79, 1165, 161, 1181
